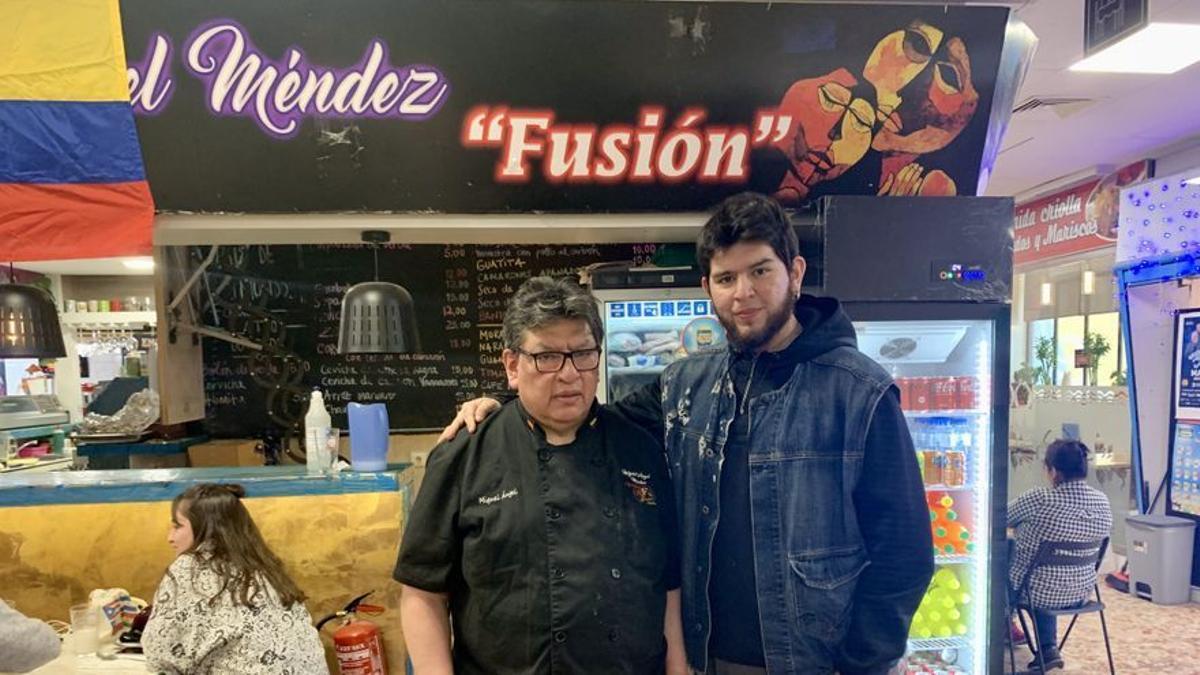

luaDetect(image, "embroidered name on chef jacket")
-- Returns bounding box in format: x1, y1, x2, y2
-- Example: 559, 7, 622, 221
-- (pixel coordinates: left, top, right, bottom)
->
621, 469, 657, 506
478, 488, 519, 506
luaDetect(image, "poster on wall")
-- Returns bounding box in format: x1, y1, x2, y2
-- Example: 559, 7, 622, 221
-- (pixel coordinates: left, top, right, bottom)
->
1169, 421, 1200, 518
1173, 308, 1200, 419
117, 0, 1017, 213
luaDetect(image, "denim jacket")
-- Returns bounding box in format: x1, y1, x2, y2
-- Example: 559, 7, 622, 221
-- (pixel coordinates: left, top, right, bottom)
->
633, 297, 932, 674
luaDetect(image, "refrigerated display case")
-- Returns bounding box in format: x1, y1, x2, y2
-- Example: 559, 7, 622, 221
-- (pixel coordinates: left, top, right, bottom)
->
848, 307, 1006, 675
823, 196, 1013, 674
594, 290, 726, 403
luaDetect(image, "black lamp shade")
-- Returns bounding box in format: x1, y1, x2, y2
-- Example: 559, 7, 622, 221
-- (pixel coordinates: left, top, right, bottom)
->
338, 282, 421, 354
0, 283, 66, 358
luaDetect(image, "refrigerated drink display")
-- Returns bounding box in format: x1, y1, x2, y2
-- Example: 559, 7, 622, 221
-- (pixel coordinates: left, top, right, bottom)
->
853, 318, 994, 675
599, 298, 727, 402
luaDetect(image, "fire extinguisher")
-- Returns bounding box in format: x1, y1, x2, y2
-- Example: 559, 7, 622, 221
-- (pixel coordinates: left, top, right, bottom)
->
317, 591, 388, 675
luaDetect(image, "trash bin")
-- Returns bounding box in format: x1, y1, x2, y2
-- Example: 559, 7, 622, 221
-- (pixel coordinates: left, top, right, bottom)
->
1126, 514, 1196, 605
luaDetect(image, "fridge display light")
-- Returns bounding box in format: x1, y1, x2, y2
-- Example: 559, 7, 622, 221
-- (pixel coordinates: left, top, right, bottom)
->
970, 335, 992, 675
880, 318, 993, 674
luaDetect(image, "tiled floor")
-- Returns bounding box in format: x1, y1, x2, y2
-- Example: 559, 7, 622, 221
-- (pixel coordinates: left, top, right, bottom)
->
1003, 585, 1200, 674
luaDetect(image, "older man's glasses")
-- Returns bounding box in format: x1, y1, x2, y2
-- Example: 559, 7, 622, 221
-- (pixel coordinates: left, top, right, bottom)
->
516, 347, 602, 373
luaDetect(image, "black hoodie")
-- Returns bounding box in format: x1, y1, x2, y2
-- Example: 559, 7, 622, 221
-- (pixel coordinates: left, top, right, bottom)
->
612, 295, 930, 673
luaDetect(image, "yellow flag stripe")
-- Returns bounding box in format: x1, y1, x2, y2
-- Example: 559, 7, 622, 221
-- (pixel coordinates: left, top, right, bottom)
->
0, 0, 130, 102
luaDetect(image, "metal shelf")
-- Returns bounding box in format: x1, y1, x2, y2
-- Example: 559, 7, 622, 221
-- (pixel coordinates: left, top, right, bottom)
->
924, 483, 973, 492
934, 554, 973, 565
908, 636, 970, 652
904, 410, 987, 417
60, 311, 157, 329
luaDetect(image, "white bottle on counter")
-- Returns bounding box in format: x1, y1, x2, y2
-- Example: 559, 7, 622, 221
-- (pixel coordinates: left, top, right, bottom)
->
305, 389, 332, 475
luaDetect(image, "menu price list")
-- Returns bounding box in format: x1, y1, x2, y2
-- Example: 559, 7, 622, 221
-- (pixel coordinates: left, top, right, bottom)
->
197, 243, 655, 433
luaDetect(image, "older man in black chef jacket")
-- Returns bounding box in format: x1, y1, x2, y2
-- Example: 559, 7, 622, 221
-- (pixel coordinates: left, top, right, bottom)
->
395, 276, 687, 675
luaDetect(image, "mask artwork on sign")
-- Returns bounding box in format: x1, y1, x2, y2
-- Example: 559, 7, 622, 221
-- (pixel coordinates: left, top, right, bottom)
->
770, 19, 979, 203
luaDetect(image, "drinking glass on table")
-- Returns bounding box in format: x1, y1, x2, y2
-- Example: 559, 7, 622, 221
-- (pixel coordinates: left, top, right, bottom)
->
69, 604, 101, 655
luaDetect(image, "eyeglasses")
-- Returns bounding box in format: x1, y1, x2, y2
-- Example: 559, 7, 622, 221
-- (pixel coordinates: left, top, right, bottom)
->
516, 347, 602, 373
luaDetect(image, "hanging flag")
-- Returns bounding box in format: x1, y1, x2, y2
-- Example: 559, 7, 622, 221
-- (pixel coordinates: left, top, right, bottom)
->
0, 0, 154, 262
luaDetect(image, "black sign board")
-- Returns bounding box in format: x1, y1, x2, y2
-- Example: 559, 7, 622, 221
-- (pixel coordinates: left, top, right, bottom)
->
121, 1, 1011, 213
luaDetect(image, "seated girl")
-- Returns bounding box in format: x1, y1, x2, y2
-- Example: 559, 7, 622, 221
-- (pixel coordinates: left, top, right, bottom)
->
142, 483, 329, 674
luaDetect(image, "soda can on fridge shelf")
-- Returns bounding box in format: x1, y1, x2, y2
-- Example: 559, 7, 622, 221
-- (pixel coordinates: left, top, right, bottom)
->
896, 377, 911, 410
87, 300, 99, 312
932, 377, 957, 410
954, 376, 977, 410
110, 298, 122, 311
911, 377, 931, 411
64, 299, 77, 313
98, 300, 110, 312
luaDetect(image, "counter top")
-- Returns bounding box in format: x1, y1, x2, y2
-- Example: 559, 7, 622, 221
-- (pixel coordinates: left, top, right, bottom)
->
0, 464, 412, 507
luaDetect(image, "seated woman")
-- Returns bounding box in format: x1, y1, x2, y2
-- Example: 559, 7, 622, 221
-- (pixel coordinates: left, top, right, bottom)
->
142, 483, 329, 674
0, 599, 61, 673
1008, 439, 1112, 672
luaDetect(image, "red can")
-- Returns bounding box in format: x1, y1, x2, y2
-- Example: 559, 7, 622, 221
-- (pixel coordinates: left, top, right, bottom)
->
932, 376, 957, 410
955, 376, 978, 410
910, 377, 931, 411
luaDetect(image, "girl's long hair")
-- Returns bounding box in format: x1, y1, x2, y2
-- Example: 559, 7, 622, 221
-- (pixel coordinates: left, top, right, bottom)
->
171, 483, 306, 608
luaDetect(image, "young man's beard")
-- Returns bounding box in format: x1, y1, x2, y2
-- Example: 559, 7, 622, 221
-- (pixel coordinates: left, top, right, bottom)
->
718, 289, 799, 353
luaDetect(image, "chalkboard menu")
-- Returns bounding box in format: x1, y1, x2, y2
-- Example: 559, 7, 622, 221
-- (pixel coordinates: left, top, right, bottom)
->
194, 243, 666, 436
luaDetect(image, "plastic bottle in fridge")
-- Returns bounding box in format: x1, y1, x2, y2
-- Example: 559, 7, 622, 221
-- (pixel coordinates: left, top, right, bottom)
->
305, 389, 332, 475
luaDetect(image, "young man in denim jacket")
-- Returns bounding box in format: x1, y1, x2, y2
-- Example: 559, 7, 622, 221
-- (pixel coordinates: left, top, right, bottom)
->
445, 193, 933, 674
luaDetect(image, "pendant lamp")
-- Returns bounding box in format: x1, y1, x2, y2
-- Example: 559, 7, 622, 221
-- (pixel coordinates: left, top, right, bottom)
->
0, 264, 66, 358
337, 231, 421, 354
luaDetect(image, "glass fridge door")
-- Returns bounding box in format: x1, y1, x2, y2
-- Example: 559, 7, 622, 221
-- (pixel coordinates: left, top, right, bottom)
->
853, 318, 995, 675
599, 297, 726, 402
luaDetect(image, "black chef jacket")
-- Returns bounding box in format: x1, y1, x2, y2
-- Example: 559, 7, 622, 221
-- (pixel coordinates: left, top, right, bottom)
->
394, 400, 681, 675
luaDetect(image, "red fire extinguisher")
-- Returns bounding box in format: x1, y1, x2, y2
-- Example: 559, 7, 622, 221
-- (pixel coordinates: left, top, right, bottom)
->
317, 591, 388, 675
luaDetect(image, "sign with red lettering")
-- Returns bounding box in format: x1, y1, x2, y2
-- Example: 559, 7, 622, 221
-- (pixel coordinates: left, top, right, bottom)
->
120, 1, 1015, 213
1014, 160, 1152, 267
